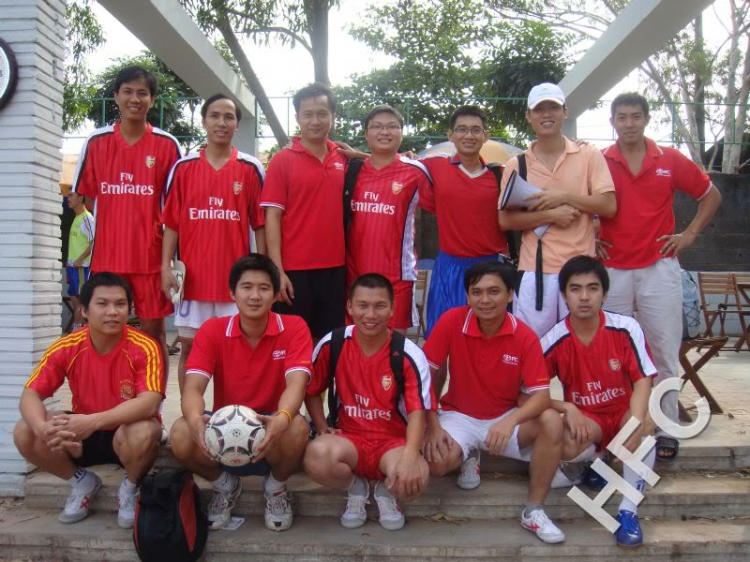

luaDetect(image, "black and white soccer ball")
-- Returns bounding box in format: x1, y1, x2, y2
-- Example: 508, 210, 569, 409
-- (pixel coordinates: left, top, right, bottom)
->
205, 405, 266, 467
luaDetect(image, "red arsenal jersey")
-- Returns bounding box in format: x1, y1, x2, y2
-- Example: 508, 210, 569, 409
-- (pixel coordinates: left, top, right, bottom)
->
25, 327, 164, 421
423, 306, 549, 419
346, 156, 432, 284
72, 123, 182, 274
185, 313, 313, 412
541, 310, 657, 415
260, 137, 347, 271
420, 155, 509, 258
600, 138, 712, 269
309, 326, 434, 439
162, 148, 265, 302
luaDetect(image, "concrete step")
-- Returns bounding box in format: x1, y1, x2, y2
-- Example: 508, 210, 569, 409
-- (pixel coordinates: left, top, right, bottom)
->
23, 465, 750, 521
1, 503, 748, 562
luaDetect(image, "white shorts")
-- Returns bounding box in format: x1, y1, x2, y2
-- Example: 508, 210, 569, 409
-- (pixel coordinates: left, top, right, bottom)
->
439, 409, 533, 463
513, 271, 568, 337
175, 300, 238, 338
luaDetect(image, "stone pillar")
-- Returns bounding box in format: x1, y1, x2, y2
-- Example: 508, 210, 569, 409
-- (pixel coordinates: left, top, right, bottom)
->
0, 0, 67, 495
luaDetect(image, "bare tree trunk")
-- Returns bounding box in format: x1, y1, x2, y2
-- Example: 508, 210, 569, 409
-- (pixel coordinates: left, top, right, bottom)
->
694, 15, 707, 161
722, 2, 750, 173
306, 0, 330, 85
218, 23, 289, 147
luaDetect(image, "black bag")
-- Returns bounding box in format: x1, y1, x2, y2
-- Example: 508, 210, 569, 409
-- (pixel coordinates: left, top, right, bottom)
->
327, 328, 406, 428
343, 158, 366, 233
134, 469, 208, 562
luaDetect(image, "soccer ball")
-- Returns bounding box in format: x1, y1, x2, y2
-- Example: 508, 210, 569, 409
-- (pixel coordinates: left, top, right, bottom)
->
205, 405, 266, 467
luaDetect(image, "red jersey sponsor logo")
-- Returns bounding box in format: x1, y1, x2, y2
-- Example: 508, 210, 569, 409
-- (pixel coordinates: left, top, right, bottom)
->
334, 162, 345, 170
571, 380, 627, 408
100, 173, 154, 195
120, 379, 135, 400
145, 155, 156, 169
391, 181, 404, 195
188, 196, 241, 221
382, 374, 393, 391
233, 181, 243, 195
655, 167, 672, 177
272, 349, 286, 360
344, 393, 392, 420
351, 191, 396, 215
609, 359, 622, 372
503, 353, 519, 366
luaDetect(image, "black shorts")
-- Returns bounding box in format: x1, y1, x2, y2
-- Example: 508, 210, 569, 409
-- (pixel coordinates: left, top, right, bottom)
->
76, 430, 123, 468
273, 266, 346, 339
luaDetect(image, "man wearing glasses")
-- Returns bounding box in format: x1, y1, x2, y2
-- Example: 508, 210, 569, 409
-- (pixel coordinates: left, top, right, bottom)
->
345, 105, 433, 331
419, 106, 512, 336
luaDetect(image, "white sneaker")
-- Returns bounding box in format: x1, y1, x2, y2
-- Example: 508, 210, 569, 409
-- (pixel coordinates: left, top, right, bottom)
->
117, 488, 137, 529
373, 481, 405, 531
340, 481, 369, 529
457, 449, 481, 490
207, 475, 242, 530
264, 484, 293, 532
521, 508, 566, 543
59, 472, 102, 524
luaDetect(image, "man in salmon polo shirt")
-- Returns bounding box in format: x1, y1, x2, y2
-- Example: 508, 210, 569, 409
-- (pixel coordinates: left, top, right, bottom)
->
261, 83, 347, 342
498, 83, 617, 338
598, 92, 721, 461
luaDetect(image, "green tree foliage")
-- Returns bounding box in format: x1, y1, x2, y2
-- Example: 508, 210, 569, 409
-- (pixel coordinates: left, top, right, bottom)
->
336, 0, 571, 152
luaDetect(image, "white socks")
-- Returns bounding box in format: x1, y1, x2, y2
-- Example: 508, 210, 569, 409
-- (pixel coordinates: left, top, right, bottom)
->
346, 475, 368, 496
119, 477, 137, 496
68, 468, 94, 491
210, 471, 237, 493
264, 472, 286, 495
619, 441, 656, 514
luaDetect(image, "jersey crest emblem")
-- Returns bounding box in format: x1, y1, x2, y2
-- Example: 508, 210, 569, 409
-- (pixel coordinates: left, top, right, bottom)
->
233, 181, 243, 195
120, 379, 135, 400
145, 155, 156, 168
381, 374, 393, 391
391, 181, 404, 195
609, 359, 622, 372
333, 162, 345, 170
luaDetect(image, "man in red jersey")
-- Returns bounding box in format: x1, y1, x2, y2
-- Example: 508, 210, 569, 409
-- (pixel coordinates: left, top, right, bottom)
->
420, 106, 512, 336
169, 254, 312, 532
541, 256, 658, 547
71, 66, 182, 357
345, 105, 432, 331
598, 93, 721, 461
303, 274, 433, 531
161, 94, 266, 392
261, 83, 347, 342
422, 261, 565, 544
14, 273, 164, 529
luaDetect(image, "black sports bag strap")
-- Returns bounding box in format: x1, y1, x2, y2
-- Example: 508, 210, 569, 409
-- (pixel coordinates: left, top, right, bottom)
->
326, 327, 347, 428
343, 158, 365, 233
488, 163, 519, 264
389, 330, 407, 397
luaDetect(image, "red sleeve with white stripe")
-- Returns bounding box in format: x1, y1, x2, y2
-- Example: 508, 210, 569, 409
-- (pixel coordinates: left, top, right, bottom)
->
402, 341, 434, 414
184, 320, 219, 379
308, 336, 332, 396
249, 168, 265, 229
421, 309, 453, 370
283, 316, 313, 381
521, 331, 550, 393
622, 318, 658, 384
260, 150, 288, 210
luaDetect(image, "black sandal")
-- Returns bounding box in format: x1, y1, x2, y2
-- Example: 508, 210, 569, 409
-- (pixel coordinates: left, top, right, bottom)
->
656, 436, 679, 462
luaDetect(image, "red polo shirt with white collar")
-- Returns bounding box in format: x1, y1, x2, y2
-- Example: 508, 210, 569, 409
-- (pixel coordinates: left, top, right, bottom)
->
260, 137, 347, 271
185, 313, 312, 412
422, 305, 549, 419
600, 138, 711, 269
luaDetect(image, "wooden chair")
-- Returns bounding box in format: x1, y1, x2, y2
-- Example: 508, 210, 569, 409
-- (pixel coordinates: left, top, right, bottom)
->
677, 336, 728, 422
697, 272, 750, 351
408, 269, 430, 343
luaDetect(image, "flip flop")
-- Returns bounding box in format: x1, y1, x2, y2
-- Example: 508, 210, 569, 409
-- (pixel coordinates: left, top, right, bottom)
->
656, 436, 679, 462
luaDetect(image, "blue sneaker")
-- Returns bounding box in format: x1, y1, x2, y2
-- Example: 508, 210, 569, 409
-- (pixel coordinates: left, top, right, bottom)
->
615, 510, 643, 547
584, 465, 608, 491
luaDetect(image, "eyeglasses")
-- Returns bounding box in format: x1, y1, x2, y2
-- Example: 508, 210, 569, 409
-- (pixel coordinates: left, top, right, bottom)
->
452, 126, 486, 136
367, 123, 403, 132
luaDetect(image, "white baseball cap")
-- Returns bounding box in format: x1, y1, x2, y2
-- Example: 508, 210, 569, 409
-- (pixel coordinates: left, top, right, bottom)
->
527, 83, 566, 109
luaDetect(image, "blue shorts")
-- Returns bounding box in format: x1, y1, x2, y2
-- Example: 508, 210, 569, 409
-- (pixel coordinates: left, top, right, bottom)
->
425, 251, 505, 337
66, 266, 90, 297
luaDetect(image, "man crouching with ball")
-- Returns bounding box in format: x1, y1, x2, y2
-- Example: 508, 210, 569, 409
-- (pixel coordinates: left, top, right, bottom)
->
170, 254, 312, 531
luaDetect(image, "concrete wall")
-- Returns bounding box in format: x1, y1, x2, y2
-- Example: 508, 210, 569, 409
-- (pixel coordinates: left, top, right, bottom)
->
0, 0, 67, 495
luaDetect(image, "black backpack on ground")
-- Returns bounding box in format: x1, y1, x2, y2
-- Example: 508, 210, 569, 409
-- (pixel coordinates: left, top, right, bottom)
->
133, 468, 208, 562
327, 327, 406, 428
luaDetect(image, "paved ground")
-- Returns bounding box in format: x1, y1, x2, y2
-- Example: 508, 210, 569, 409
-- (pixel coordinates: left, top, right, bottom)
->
52, 333, 750, 452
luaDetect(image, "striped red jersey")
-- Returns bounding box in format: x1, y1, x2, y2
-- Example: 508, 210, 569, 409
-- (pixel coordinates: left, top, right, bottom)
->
310, 326, 434, 439
541, 310, 657, 415
162, 148, 265, 301
346, 156, 432, 284
72, 123, 182, 274
25, 327, 164, 421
